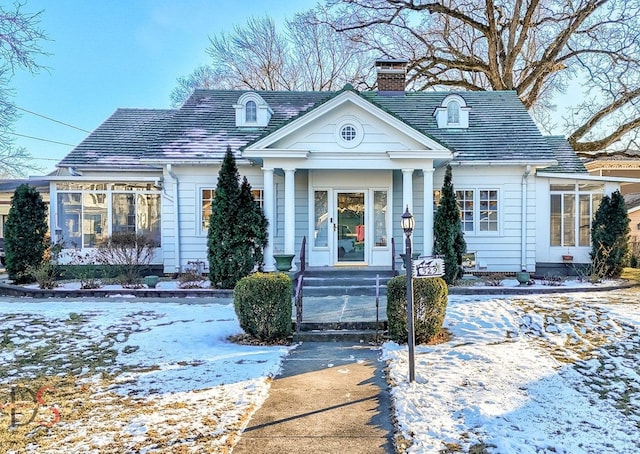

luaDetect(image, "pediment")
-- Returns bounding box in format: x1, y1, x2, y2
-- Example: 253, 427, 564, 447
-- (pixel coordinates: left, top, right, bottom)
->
244, 91, 450, 155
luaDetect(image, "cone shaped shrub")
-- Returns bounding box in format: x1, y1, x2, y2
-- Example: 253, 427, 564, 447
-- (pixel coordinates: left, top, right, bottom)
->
5, 184, 48, 283
234, 272, 292, 341
434, 164, 466, 284
387, 275, 448, 344
591, 190, 630, 277
208, 147, 268, 288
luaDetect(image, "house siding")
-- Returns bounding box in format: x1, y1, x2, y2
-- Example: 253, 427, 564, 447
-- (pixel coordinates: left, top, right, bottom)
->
431, 166, 537, 272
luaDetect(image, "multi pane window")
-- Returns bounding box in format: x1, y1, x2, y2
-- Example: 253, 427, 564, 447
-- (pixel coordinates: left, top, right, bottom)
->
479, 190, 498, 231
340, 125, 357, 142
457, 190, 474, 232
201, 188, 263, 231
56, 182, 161, 248
433, 188, 499, 233
245, 100, 257, 123
550, 183, 603, 247
201, 189, 216, 231
447, 101, 460, 124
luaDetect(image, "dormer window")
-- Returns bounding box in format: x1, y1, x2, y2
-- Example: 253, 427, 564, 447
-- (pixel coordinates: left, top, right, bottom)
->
234, 92, 272, 127
434, 94, 470, 129
447, 101, 460, 125
245, 100, 257, 123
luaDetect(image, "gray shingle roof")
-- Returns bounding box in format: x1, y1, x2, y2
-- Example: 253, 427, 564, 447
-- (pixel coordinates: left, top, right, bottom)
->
361, 90, 558, 163
59, 109, 176, 168
153, 90, 335, 161
57, 88, 574, 171
540, 136, 588, 173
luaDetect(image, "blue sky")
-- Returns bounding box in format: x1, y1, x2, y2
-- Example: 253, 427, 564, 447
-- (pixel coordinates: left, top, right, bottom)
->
10, 0, 317, 175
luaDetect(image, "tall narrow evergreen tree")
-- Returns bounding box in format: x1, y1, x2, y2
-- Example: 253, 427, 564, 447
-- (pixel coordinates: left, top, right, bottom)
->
433, 165, 466, 285
238, 177, 268, 271
5, 184, 48, 283
207, 146, 267, 288
591, 190, 629, 277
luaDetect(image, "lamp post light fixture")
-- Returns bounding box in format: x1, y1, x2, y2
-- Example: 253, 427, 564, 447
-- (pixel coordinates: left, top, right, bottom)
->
401, 206, 416, 383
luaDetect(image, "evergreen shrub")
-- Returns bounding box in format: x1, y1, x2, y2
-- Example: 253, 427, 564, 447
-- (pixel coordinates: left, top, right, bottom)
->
234, 272, 292, 341
387, 275, 448, 344
434, 165, 466, 284
208, 147, 268, 289
5, 184, 48, 283
591, 190, 630, 278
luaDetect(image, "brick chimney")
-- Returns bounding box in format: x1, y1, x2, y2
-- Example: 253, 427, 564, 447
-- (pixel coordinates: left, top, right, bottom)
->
375, 58, 408, 94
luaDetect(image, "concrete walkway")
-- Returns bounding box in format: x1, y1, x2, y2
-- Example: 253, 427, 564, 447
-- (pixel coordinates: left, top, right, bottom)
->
233, 342, 395, 454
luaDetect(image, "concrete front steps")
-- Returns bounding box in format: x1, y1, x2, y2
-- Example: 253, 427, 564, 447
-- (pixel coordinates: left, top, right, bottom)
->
292, 268, 394, 342
292, 321, 388, 343
301, 267, 396, 297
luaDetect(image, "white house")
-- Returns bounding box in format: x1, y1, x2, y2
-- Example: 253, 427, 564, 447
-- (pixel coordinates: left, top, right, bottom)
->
46, 60, 629, 276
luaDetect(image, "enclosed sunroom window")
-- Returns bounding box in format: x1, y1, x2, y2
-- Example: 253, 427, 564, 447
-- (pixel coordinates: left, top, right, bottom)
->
56, 182, 161, 248
550, 183, 603, 247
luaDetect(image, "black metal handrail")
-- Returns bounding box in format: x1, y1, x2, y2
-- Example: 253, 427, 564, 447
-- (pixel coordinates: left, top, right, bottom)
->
294, 236, 306, 332
391, 237, 397, 275
375, 274, 381, 344
299, 236, 306, 274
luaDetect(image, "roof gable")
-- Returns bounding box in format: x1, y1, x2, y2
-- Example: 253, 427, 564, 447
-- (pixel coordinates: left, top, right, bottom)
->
245, 89, 449, 153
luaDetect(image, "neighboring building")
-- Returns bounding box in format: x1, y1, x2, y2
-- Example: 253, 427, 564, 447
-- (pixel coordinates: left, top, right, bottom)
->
42, 60, 631, 276
585, 155, 640, 249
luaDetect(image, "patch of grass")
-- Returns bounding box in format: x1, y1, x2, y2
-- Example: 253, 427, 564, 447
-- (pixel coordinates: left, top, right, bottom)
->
482, 273, 505, 286
66, 312, 83, 324
621, 267, 640, 282
1, 330, 14, 349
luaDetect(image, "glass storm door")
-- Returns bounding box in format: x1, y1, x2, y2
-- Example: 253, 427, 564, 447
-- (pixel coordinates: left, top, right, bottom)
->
336, 192, 365, 263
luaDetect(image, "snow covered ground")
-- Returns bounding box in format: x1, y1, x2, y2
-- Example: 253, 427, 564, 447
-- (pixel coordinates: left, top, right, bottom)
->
0, 299, 291, 453
386, 289, 640, 453
1, 286, 639, 453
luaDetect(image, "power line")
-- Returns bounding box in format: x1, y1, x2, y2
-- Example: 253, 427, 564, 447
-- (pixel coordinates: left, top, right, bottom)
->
9, 132, 76, 147
1, 100, 91, 133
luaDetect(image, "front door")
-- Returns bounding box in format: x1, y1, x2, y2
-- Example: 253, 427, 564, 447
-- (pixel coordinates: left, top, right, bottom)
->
336, 191, 366, 263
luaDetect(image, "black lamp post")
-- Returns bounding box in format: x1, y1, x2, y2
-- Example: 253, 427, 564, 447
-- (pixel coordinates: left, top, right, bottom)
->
401, 206, 416, 383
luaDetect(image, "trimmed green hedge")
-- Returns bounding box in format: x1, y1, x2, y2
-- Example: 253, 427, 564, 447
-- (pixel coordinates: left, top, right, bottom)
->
57, 264, 162, 280
387, 275, 448, 344
234, 272, 292, 341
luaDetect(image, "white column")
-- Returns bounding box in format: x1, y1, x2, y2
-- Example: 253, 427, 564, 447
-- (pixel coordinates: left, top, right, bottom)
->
284, 168, 296, 258
423, 167, 434, 256
262, 167, 275, 272
402, 168, 414, 214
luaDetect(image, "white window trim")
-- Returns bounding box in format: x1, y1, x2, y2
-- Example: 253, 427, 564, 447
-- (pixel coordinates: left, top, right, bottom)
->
434, 94, 471, 128
234, 92, 273, 127
55, 182, 161, 248
199, 186, 216, 235
335, 116, 364, 148
199, 186, 264, 235
454, 188, 501, 236
549, 183, 604, 248
245, 100, 257, 123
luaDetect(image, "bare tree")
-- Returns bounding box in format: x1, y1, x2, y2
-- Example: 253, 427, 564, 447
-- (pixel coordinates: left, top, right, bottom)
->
0, 146, 43, 178
170, 65, 229, 107
320, 0, 640, 153
286, 10, 374, 91
0, 1, 48, 176
170, 13, 375, 105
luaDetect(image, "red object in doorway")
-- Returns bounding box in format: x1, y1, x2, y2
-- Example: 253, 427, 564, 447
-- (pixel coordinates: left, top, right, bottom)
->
355, 224, 365, 242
